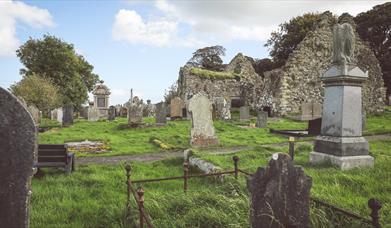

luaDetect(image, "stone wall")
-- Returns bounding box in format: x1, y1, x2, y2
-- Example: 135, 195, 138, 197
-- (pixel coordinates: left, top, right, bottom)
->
266, 13, 385, 115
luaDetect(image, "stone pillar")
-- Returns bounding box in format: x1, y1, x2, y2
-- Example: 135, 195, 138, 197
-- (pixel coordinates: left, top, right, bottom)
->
310, 64, 374, 170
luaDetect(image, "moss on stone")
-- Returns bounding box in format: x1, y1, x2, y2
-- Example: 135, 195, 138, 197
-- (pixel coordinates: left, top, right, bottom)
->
190, 67, 240, 80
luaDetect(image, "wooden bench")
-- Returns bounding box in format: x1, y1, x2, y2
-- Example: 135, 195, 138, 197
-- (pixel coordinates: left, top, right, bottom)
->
36, 144, 75, 173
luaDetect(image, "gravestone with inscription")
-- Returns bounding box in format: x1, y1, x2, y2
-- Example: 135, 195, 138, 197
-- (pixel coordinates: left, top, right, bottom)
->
256, 111, 268, 128
214, 97, 231, 120
170, 97, 184, 119
108, 105, 116, 121
188, 93, 219, 147
239, 105, 250, 121
0, 86, 37, 227
88, 107, 100, 122
50, 109, 58, 121
248, 153, 312, 228
62, 104, 74, 126
128, 96, 144, 125
56, 108, 63, 125
155, 102, 167, 125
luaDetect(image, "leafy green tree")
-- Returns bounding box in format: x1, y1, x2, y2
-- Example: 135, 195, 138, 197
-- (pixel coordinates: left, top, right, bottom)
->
355, 2, 391, 96
265, 13, 325, 67
186, 45, 226, 71
10, 73, 62, 112
16, 35, 99, 108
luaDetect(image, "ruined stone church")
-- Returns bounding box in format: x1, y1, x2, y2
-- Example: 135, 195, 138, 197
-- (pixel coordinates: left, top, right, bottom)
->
177, 12, 385, 116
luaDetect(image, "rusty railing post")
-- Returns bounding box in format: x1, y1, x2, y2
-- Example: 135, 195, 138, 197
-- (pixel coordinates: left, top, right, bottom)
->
289, 137, 295, 160
137, 186, 145, 228
233, 156, 239, 179
125, 164, 132, 221
183, 161, 189, 193
368, 198, 382, 228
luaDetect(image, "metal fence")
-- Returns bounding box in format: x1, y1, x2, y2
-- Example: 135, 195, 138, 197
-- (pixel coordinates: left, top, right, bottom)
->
124, 153, 383, 228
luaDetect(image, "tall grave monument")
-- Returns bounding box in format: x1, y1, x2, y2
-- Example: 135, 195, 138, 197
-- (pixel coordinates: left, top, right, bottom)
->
91, 81, 111, 119
310, 16, 374, 170
0, 87, 37, 227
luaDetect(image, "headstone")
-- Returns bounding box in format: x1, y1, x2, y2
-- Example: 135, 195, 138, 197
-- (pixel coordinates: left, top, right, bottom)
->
115, 104, 122, 117
308, 118, 322, 136
170, 97, 184, 119
214, 97, 231, 120
310, 21, 374, 170
0, 86, 37, 227
62, 104, 73, 126
50, 109, 58, 121
88, 107, 100, 122
239, 105, 250, 121
27, 105, 40, 126
56, 108, 63, 125
120, 107, 128, 117
256, 111, 268, 128
143, 100, 155, 117
128, 96, 143, 125
108, 106, 116, 121
92, 81, 111, 119
155, 102, 167, 125
300, 103, 313, 120
188, 93, 219, 147
312, 103, 322, 118
248, 153, 312, 228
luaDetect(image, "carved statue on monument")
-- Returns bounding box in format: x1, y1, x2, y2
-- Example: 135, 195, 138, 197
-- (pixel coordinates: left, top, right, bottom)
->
332, 14, 355, 65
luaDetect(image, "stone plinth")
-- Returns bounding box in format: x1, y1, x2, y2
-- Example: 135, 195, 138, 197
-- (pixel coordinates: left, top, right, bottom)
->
310, 64, 374, 170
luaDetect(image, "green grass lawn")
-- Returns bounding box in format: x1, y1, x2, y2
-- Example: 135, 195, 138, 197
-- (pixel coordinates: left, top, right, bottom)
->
195, 140, 391, 226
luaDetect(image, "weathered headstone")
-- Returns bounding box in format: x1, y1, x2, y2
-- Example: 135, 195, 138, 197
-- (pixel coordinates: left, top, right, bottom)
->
143, 99, 155, 117
248, 153, 312, 228
300, 102, 313, 120
56, 107, 63, 125
108, 105, 116, 121
0, 86, 37, 227
256, 111, 268, 128
312, 103, 322, 118
88, 107, 100, 122
155, 102, 167, 125
120, 107, 128, 117
62, 104, 73, 126
115, 104, 122, 117
170, 97, 184, 119
50, 109, 58, 121
128, 96, 143, 125
214, 97, 231, 120
188, 93, 219, 147
27, 105, 40, 126
239, 105, 250, 121
310, 21, 374, 170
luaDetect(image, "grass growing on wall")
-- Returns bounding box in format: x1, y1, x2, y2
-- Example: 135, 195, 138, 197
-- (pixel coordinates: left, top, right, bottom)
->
190, 67, 240, 80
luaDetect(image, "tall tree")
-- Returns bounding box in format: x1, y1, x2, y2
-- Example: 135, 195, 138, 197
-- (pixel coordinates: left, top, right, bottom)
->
265, 13, 330, 67
185, 45, 226, 71
355, 2, 391, 96
16, 35, 99, 107
10, 73, 62, 112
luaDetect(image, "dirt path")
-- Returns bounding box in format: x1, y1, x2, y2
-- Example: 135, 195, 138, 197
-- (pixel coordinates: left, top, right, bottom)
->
76, 133, 391, 164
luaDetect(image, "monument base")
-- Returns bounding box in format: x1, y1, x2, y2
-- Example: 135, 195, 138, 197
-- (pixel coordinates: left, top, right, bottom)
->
309, 151, 374, 170
190, 136, 219, 148
314, 135, 369, 156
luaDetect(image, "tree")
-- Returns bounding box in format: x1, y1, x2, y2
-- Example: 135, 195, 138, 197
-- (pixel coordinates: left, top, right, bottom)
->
265, 13, 328, 67
185, 45, 226, 71
16, 35, 99, 108
355, 2, 391, 96
10, 73, 62, 112
164, 82, 178, 104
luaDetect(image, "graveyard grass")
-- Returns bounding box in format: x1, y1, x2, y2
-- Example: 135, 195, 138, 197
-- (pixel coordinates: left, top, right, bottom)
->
31, 140, 391, 227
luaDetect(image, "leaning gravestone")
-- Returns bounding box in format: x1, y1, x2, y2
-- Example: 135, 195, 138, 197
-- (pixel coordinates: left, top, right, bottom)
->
128, 96, 143, 126
188, 93, 219, 147
108, 106, 116, 121
88, 107, 100, 122
256, 111, 268, 128
0, 86, 37, 227
27, 105, 40, 126
239, 105, 250, 121
62, 104, 73, 126
248, 153, 312, 228
170, 97, 184, 119
155, 102, 167, 125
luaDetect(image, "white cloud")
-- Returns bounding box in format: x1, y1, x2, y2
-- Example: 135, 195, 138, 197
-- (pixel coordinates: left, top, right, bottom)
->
0, 0, 54, 57
114, 0, 388, 47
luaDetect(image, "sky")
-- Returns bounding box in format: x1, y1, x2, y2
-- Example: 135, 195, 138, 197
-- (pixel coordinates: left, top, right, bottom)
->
0, 0, 387, 105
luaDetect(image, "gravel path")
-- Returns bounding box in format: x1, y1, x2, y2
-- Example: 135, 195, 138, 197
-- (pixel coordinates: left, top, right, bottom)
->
76, 133, 391, 164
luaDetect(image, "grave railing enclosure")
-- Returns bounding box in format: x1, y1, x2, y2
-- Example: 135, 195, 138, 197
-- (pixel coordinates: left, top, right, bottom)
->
123, 153, 382, 228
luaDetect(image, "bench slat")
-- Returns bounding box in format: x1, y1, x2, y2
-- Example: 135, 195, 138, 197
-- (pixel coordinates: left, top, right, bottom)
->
38, 149, 67, 156
38, 157, 68, 163
36, 162, 67, 167
39, 144, 67, 149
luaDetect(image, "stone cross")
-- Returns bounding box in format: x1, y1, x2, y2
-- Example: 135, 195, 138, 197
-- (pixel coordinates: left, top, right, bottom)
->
0, 86, 37, 227
248, 153, 312, 228
155, 102, 167, 125
188, 93, 219, 147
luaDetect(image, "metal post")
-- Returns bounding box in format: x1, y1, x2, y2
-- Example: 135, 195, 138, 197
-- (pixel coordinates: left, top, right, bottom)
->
368, 198, 382, 228
137, 187, 145, 228
233, 156, 239, 179
289, 137, 295, 160
125, 164, 132, 221
183, 161, 189, 193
